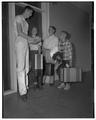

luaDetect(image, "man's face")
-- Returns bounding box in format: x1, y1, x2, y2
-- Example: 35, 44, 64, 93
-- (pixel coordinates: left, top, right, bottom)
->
25, 9, 33, 18
48, 27, 54, 36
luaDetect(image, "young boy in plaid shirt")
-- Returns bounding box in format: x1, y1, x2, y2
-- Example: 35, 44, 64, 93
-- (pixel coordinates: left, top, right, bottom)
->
54, 31, 72, 90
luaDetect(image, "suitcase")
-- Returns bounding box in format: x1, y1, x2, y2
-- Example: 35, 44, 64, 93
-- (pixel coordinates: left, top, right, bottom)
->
60, 68, 82, 82
34, 54, 43, 70
28, 54, 43, 87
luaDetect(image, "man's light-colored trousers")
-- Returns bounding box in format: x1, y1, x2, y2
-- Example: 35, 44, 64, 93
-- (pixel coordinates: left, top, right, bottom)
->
15, 37, 29, 96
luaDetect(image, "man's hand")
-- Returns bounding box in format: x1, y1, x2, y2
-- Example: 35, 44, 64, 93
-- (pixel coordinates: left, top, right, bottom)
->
28, 37, 41, 44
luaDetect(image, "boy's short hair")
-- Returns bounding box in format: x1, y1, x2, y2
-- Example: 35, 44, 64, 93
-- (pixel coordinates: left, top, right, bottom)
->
23, 6, 35, 13
61, 30, 71, 40
49, 26, 56, 34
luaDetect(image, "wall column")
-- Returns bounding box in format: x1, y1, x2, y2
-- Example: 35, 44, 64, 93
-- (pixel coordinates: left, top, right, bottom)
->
41, 2, 49, 40
8, 3, 17, 92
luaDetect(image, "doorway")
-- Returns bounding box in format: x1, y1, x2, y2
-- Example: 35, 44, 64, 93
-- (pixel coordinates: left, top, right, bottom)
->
3, 2, 49, 95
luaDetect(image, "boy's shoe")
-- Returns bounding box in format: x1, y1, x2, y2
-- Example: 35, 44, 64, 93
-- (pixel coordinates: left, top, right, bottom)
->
64, 84, 70, 90
57, 83, 65, 89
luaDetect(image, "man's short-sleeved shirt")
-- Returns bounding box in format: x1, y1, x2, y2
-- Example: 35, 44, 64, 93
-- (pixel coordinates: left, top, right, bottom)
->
43, 35, 58, 51
14, 15, 28, 39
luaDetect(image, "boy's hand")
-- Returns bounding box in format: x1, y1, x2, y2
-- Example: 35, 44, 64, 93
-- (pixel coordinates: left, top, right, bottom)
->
69, 60, 72, 67
38, 46, 41, 54
66, 64, 70, 68
56, 55, 61, 60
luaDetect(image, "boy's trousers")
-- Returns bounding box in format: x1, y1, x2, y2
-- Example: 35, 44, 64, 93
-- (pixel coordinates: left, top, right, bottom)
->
15, 37, 29, 96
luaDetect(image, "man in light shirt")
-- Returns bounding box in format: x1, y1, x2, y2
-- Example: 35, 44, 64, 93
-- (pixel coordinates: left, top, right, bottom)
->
14, 6, 40, 101
43, 26, 59, 84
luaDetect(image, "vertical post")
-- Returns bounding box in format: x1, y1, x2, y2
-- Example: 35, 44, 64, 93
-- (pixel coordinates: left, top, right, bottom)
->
8, 3, 17, 92
41, 2, 49, 40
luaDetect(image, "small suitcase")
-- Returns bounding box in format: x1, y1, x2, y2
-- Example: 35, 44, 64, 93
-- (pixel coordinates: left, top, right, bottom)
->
60, 68, 82, 82
34, 54, 43, 70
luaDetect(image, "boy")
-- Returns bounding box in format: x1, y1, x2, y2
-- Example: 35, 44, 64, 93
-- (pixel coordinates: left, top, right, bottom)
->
28, 27, 43, 89
53, 31, 72, 90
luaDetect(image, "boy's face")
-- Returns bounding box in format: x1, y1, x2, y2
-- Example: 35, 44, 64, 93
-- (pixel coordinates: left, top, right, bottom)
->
48, 27, 54, 36
60, 32, 66, 41
32, 27, 37, 35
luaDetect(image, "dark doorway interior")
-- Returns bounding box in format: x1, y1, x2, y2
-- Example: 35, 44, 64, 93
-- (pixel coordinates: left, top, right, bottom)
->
15, 3, 42, 37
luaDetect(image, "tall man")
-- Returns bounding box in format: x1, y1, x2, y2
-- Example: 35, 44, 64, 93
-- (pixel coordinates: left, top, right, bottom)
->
14, 6, 40, 101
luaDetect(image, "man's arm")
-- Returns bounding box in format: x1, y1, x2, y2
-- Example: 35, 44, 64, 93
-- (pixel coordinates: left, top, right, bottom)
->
16, 22, 40, 44
28, 38, 41, 44
28, 36, 41, 44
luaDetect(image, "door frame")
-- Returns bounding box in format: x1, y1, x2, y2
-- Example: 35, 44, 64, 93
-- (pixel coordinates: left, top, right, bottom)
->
4, 2, 49, 95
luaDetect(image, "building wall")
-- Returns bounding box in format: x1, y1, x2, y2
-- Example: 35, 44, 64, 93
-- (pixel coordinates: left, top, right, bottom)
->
49, 3, 91, 71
